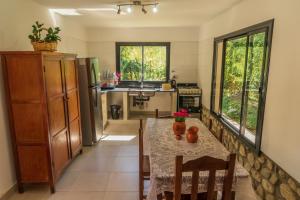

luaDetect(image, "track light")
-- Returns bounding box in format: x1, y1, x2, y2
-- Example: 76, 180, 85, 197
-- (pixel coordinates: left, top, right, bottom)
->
152, 5, 158, 13
142, 6, 147, 14
127, 6, 132, 13
117, 1, 158, 14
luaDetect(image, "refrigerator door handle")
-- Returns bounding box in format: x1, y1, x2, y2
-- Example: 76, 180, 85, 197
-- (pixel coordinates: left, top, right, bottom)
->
91, 63, 97, 86
95, 87, 98, 107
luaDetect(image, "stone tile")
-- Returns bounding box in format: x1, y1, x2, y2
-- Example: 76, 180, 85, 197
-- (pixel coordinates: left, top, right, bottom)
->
235, 177, 258, 200
107, 173, 139, 191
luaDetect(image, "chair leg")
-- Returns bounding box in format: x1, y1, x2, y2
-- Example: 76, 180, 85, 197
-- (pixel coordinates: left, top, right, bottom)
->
139, 176, 144, 200
231, 191, 236, 200
155, 109, 159, 118
164, 192, 173, 200
157, 193, 163, 200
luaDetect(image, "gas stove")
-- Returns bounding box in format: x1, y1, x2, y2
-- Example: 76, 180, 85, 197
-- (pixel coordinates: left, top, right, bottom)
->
177, 83, 202, 114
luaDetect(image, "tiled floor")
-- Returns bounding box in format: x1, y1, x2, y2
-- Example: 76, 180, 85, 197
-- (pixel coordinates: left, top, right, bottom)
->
6, 120, 257, 200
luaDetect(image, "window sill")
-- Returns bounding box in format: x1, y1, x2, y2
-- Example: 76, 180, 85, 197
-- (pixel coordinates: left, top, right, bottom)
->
217, 114, 259, 154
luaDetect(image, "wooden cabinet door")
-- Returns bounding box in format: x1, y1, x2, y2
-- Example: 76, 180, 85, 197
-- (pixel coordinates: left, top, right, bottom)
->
44, 58, 70, 176
64, 59, 82, 157
51, 130, 69, 179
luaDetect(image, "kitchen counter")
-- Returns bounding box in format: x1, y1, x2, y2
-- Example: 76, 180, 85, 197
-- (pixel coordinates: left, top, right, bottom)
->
100, 87, 177, 125
100, 87, 176, 93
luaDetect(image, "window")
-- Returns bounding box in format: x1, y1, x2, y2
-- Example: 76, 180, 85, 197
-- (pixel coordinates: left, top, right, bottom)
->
211, 20, 274, 153
116, 42, 170, 84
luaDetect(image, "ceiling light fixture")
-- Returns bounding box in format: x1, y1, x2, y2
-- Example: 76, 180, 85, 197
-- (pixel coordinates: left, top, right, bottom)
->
117, 1, 158, 14
127, 6, 132, 13
152, 5, 158, 13
142, 6, 147, 14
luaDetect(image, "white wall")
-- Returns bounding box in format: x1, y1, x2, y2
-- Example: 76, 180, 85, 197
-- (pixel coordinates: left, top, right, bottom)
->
87, 27, 199, 111
0, 0, 88, 197
198, 0, 300, 182
87, 27, 199, 83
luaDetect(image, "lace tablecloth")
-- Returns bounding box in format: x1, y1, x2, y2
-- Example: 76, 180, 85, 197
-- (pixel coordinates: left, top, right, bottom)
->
144, 118, 249, 200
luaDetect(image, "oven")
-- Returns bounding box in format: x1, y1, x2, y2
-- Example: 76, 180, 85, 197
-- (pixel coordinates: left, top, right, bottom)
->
177, 83, 202, 114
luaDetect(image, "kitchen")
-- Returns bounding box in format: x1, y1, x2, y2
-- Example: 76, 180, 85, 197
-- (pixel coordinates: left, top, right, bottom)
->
79, 39, 201, 145
1, 0, 300, 200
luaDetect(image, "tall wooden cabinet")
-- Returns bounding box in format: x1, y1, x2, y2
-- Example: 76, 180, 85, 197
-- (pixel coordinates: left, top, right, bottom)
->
0, 52, 82, 193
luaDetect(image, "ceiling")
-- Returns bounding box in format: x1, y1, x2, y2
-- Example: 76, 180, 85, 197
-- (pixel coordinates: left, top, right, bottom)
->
33, 0, 243, 28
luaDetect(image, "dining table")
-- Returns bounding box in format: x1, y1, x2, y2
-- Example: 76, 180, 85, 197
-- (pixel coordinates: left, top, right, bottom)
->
143, 118, 255, 200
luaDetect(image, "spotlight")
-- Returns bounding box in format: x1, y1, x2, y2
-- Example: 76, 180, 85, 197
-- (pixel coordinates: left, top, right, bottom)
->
127, 6, 132, 13
142, 6, 147, 14
117, 6, 121, 14
152, 5, 158, 13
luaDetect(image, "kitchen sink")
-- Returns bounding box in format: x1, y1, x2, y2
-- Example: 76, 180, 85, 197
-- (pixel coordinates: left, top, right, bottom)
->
128, 88, 158, 92
128, 88, 156, 97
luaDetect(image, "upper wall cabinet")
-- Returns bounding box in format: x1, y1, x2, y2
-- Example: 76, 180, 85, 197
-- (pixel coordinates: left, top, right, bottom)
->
0, 51, 82, 193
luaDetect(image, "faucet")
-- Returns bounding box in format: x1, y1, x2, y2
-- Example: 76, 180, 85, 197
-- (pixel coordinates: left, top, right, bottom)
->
140, 80, 144, 89
140, 73, 144, 89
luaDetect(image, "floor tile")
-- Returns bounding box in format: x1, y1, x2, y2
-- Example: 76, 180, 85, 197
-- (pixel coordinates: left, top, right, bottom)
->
104, 192, 138, 200
55, 171, 80, 191
111, 156, 138, 172
47, 191, 105, 200
71, 172, 110, 191
116, 145, 139, 156
106, 173, 139, 191
68, 155, 114, 172
4, 119, 258, 200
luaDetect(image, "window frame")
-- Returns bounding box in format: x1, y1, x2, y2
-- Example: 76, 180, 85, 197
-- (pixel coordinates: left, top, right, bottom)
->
116, 42, 171, 86
210, 19, 274, 154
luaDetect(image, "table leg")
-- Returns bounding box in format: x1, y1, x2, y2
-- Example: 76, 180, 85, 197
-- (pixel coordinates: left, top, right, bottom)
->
170, 92, 177, 113
123, 92, 128, 120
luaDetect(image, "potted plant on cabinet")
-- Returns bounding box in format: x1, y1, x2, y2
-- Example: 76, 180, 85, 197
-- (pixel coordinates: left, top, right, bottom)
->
28, 21, 61, 52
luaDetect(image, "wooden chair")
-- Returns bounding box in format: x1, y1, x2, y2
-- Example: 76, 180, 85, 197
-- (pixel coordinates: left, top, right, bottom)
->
209, 119, 223, 143
166, 154, 236, 200
155, 109, 173, 119
139, 119, 150, 200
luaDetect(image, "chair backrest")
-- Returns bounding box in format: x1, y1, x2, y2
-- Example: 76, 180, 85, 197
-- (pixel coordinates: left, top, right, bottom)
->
174, 154, 236, 200
140, 119, 143, 130
139, 127, 144, 164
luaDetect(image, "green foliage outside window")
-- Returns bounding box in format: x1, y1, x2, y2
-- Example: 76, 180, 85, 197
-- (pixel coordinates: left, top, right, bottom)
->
119, 45, 167, 82
222, 32, 266, 133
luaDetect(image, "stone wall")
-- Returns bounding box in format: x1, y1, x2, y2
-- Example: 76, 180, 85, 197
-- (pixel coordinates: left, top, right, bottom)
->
201, 107, 300, 200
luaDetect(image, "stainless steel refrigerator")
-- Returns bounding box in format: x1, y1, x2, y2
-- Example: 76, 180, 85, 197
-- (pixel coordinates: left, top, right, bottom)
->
77, 58, 103, 146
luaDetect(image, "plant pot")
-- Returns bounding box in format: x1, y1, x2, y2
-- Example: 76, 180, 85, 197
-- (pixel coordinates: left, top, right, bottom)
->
31, 41, 58, 52
186, 126, 199, 143
175, 134, 182, 140
173, 121, 186, 135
